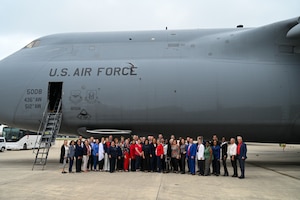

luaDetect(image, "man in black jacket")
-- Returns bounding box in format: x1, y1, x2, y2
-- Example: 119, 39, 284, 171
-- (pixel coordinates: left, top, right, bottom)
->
75, 140, 83, 173
108, 141, 118, 173
221, 137, 229, 176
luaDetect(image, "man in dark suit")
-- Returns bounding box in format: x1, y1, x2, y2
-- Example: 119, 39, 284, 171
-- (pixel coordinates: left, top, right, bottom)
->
237, 136, 247, 179
221, 137, 229, 176
75, 140, 83, 173
186, 138, 197, 175
108, 141, 118, 173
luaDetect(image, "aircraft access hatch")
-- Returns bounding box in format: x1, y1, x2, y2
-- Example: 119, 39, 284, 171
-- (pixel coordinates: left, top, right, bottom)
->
48, 82, 63, 112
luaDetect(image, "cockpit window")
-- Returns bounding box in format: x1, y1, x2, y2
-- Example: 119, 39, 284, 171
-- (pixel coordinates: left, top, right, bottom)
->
24, 40, 40, 48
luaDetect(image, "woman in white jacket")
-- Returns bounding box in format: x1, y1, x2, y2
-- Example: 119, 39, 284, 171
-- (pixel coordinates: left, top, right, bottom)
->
196, 136, 205, 176
98, 137, 105, 171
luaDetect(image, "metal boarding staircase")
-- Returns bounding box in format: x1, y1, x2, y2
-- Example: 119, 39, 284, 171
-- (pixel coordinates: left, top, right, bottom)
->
32, 100, 62, 170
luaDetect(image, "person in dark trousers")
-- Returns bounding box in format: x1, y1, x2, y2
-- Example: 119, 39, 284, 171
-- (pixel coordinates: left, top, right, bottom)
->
185, 137, 190, 172
108, 141, 118, 173
130, 140, 136, 171
149, 138, 157, 172
142, 139, 151, 172
88, 137, 94, 171
140, 138, 145, 171
60, 140, 69, 174
156, 139, 164, 172
221, 137, 229, 176
170, 139, 180, 173
166, 139, 172, 172
60, 140, 67, 164
116, 143, 123, 171
179, 138, 186, 174
237, 136, 247, 179
68, 140, 76, 173
196, 137, 205, 176
229, 138, 238, 177
211, 140, 221, 176
98, 137, 105, 171
75, 140, 83, 173
135, 139, 143, 171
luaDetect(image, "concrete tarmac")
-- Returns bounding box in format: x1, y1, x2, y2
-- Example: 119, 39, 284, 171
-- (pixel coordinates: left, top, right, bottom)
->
0, 141, 299, 200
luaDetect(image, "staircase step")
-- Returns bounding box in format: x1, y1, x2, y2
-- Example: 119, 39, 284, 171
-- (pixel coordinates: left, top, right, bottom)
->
32, 109, 62, 170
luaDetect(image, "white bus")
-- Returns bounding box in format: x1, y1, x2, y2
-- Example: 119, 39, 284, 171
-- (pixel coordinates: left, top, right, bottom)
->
2, 127, 41, 150
0, 124, 8, 136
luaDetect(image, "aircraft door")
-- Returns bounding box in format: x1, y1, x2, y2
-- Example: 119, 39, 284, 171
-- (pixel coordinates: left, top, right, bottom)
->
48, 82, 63, 112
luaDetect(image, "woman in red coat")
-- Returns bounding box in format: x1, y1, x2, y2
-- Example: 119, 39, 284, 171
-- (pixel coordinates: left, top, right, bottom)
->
130, 140, 136, 171
156, 139, 164, 172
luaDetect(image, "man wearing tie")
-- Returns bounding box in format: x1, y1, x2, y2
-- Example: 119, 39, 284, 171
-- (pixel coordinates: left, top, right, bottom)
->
186, 138, 197, 175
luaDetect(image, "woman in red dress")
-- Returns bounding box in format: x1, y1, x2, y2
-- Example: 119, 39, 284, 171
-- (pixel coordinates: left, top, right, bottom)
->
130, 140, 136, 171
123, 139, 130, 172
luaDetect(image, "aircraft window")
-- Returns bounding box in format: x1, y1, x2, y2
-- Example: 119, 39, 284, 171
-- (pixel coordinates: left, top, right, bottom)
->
24, 40, 40, 48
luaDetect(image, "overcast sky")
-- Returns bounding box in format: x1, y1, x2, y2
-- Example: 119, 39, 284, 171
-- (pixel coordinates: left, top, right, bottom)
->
0, 0, 299, 60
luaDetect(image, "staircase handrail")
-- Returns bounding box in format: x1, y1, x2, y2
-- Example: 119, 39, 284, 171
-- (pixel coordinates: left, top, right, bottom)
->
33, 101, 49, 154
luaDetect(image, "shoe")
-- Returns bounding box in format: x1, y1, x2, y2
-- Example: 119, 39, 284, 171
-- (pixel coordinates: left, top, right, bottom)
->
181, 172, 185, 174
232, 175, 237, 177
239, 176, 245, 179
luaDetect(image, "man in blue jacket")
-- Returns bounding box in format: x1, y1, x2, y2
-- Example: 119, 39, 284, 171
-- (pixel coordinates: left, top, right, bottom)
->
92, 139, 99, 171
237, 136, 247, 179
186, 138, 197, 175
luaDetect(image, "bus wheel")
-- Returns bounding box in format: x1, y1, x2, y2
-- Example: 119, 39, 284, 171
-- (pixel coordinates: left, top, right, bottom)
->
1, 147, 4, 152
23, 143, 27, 150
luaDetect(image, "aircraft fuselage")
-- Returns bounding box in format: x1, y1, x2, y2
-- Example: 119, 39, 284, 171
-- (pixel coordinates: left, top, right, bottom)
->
0, 17, 300, 142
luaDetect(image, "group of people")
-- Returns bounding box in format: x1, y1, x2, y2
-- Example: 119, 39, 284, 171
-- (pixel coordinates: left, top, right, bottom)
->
60, 133, 247, 179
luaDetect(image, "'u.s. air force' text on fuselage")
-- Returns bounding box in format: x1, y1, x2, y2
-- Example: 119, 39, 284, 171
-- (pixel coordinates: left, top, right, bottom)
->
49, 63, 138, 77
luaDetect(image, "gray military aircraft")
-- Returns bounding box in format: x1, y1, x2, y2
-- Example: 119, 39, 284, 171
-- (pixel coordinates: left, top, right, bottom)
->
0, 17, 299, 143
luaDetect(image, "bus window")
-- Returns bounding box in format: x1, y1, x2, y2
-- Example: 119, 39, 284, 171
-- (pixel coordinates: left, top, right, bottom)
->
2, 128, 20, 142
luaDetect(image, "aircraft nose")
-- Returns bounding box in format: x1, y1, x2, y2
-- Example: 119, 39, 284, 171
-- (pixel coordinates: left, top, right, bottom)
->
0, 58, 21, 126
